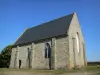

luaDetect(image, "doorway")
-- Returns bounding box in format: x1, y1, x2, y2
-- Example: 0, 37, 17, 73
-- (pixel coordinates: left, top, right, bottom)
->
19, 60, 21, 69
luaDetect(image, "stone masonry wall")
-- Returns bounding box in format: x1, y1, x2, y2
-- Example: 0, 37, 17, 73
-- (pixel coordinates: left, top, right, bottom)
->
18, 44, 31, 68
10, 35, 69, 69
68, 12, 86, 68
10, 48, 16, 68
10, 44, 32, 68
55, 36, 69, 69
33, 40, 51, 69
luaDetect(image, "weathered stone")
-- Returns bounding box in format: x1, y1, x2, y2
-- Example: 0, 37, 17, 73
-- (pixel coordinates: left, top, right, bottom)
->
10, 12, 87, 69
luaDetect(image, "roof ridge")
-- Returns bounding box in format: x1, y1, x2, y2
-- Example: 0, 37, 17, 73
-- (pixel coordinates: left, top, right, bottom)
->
29, 13, 74, 30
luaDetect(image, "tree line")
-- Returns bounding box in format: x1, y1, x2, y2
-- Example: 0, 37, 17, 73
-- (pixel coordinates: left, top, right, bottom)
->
0, 45, 13, 68
87, 61, 100, 66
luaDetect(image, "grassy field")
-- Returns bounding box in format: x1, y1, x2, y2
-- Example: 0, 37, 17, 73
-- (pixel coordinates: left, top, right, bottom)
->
0, 66, 100, 75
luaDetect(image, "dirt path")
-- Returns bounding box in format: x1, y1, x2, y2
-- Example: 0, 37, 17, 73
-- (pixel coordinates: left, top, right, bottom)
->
0, 71, 100, 75
0, 71, 52, 75
61, 72, 100, 75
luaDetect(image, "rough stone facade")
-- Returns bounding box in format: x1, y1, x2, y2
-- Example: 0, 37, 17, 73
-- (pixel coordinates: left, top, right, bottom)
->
10, 12, 87, 69
68, 13, 87, 68
54, 36, 69, 69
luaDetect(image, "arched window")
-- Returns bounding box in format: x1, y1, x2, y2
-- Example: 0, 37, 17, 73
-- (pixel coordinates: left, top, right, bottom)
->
76, 33, 80, 53
45, 42, 51, 58
27, 47, 31, 68
27, 48, 30, 59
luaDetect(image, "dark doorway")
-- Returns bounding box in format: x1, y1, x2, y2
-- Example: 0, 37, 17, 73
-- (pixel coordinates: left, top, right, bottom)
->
19, 60, 21, 69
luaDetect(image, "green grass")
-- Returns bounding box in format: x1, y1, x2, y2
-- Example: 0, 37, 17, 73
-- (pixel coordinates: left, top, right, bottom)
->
83, 66, 100, 71
0, 66, 100, 75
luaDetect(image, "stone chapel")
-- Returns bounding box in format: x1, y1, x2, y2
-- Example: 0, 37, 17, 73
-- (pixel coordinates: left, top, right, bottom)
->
10, 12, 87, 69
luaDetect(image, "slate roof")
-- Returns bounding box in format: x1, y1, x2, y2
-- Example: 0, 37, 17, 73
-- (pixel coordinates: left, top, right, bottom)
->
14, 13, 74, 46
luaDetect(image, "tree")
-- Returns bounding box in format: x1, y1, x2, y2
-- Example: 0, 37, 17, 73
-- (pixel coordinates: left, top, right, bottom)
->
0, 45, 13, 68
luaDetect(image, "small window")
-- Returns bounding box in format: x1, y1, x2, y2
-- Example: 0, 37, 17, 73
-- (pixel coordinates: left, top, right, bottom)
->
45, 43, 51, 58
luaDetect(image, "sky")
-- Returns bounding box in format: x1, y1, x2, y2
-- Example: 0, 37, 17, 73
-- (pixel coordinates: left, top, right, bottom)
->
0, 0, 100, 61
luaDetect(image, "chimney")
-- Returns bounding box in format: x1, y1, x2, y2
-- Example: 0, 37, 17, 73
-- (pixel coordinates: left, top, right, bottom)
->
25, 27, 28, 30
